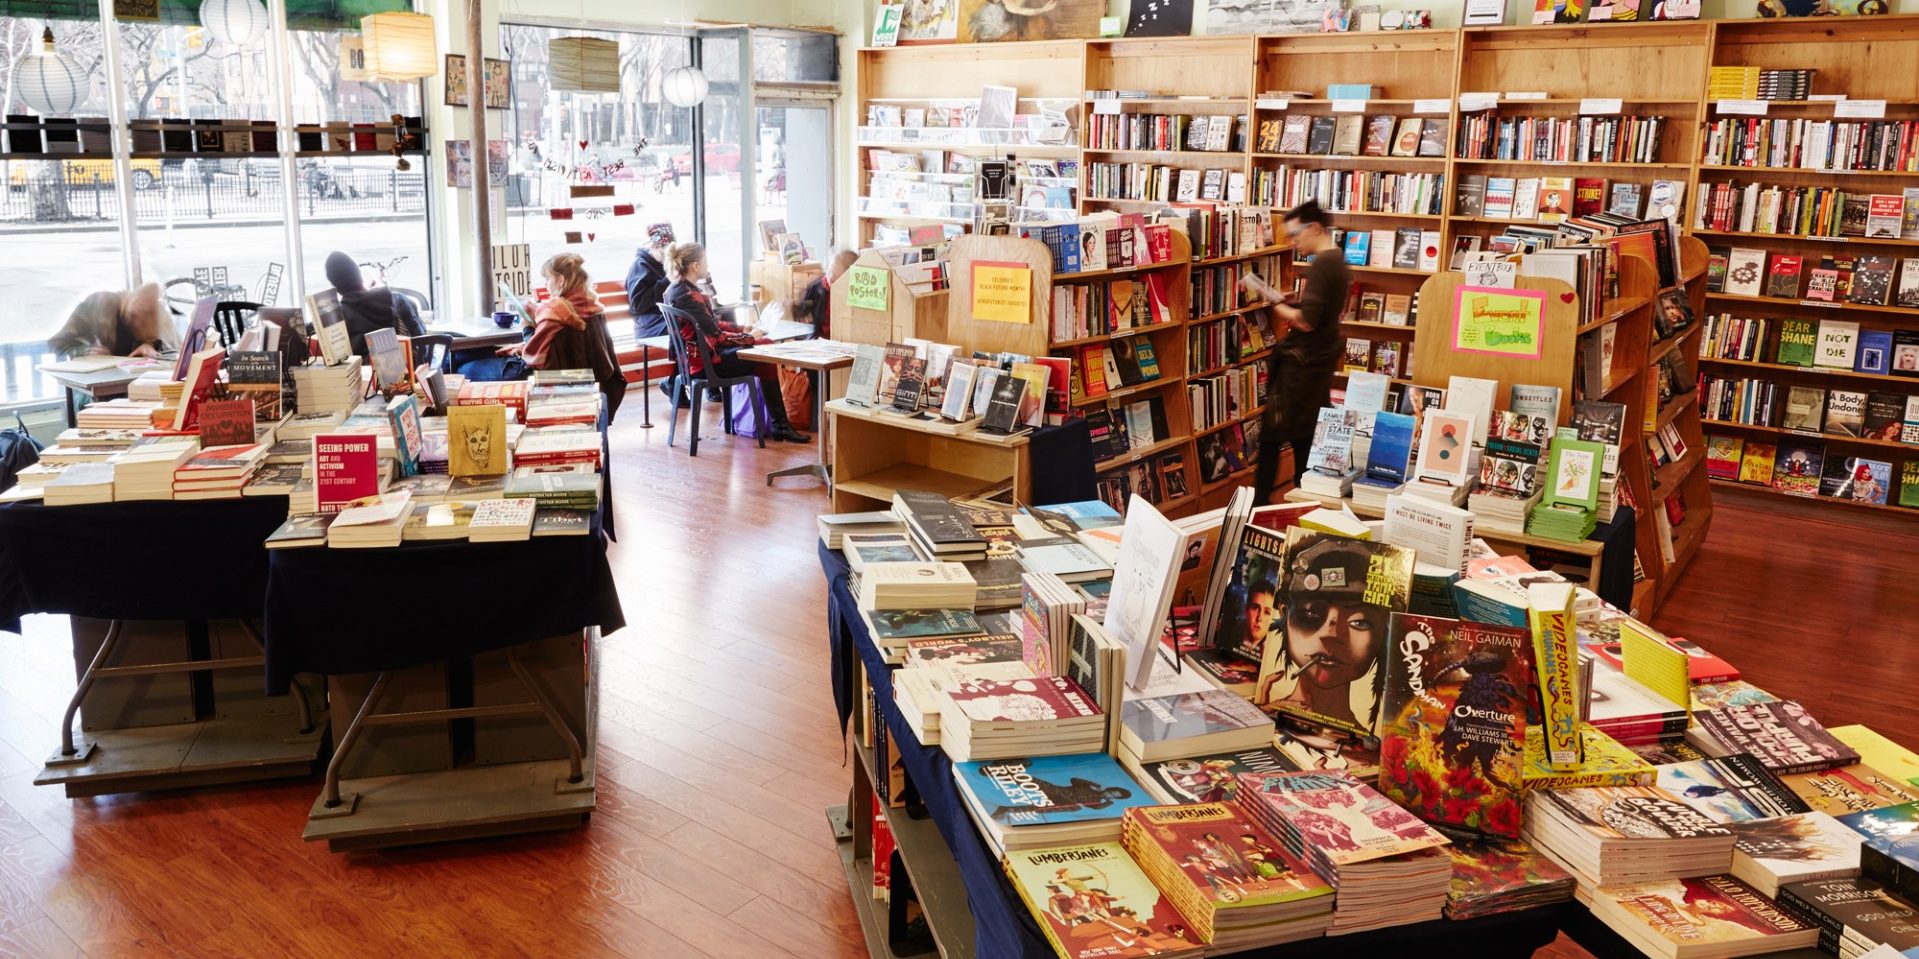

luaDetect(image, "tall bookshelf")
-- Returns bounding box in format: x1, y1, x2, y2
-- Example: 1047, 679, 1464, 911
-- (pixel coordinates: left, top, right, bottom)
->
1645, 238, 1714, 609
1689, 16, 1919, 526
1079, 37, 1257, 213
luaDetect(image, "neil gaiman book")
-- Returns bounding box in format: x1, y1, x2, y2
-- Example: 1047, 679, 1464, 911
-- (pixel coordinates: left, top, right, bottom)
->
1380, 614, 1535, 838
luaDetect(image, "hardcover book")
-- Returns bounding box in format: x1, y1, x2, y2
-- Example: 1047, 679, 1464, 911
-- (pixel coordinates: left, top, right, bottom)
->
1776, 320, 1818, 367
1379, 613, 1534, 837
446, 404, 508, 476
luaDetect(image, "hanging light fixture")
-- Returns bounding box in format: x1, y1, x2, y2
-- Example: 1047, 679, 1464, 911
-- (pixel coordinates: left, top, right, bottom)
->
12, 27, 88, 116
360, 11, 438, 81
198, 0, 267, 48
547, 37, 620, 94
661, 65, 708, 108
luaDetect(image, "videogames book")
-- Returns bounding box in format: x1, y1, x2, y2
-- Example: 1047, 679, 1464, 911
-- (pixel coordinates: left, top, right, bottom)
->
1255, 529, 1415, 740
1728, 812, 1864, 897
1520, 725, 1656, 791
1379, 613, 1534, 837
1003, 842, 1203, 959
1656, 755, 1812, 822
1234, 770, 1452, 866
1441, 837, 1577, 920
1690, 701, 1860, 775
1137, 747, 1297, 804
1120, 803, 1331, 940
1783, 765, 1919, 817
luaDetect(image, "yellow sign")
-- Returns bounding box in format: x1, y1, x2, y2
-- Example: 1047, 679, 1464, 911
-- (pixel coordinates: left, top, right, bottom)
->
1452, 285, 1545, 359
845, 265, 890, 312
1619, 620, 1692, 716
971, 261, 1032, 324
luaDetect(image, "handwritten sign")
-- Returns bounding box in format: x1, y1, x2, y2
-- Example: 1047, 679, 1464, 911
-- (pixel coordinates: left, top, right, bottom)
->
1462, 259, 1516, 289
1452, 285, 1544, 359
971, 261, 1033, 324
845, 265, 890, 312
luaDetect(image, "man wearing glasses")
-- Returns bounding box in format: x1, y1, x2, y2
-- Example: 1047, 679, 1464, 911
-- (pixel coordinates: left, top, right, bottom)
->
1240, 200, 1348, 502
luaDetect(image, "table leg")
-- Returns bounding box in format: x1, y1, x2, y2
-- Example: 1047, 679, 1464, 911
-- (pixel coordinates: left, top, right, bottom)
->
64, 388, 79, 430
638, 344, 654, 430
46, 619, 122, 764
765, 365, 831, 487
318, 670, 392, 814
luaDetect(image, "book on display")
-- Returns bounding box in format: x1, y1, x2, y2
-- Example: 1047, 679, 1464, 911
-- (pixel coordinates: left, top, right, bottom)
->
1656, 754, 1813, 822
1440, 837, 1577, 919
1522, 785, 1736, 892
1727, 812, 1863, 897
939, 676, 1105, 762
1002, 842, 1203, 959
1591, 874, 1819, 959
954, 753, 1156, 853
1119, 803, 1334, 949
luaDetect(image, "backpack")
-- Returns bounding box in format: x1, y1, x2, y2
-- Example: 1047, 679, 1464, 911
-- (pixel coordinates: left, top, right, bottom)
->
0, 412, 43, 493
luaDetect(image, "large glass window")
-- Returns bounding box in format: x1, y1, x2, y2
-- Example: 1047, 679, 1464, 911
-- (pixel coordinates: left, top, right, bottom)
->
698, 31, 746, 301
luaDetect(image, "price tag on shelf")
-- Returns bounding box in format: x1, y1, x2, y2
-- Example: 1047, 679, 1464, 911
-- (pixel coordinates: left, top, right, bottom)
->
1716, 100, 1769, 116
1459, 92, 1499, 112
1579, 97, 1623, 116
1093, 99, 1122, 115
1255, 98, 1289, 111
1505, 91, 1548, 101
1413, 98, 1450, 115
1835, 99, 1887, 119
1331, 99, 1367, 114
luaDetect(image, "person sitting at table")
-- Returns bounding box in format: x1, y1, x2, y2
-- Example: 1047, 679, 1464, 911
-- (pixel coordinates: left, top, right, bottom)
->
623, 222, 676, 339
787, 248, 857, 339
458, 253, 622, 400
324, 251, 425, 358
49, 283, 176, 359
666, 242, 808, 443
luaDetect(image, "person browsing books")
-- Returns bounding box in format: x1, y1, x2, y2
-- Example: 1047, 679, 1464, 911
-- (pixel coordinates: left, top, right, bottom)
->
323, 251, 425, 359
788, 248, 857, 339
1241, 200, 1348, 501
458, 254, 623, 416
623, 222, 676, 338
665, 242, 808, 443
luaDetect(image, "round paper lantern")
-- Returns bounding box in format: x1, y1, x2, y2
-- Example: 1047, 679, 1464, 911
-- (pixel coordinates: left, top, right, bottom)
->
13, 28, 88, 116
361, 12, 438, 81
199, 0, 267, 48
661, 66, 709, 108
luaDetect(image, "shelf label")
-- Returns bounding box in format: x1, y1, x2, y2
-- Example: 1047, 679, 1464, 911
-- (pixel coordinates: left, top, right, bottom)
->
1255, 97, 1289, 111
1797, 299, 1841, 309
1331, 99, 1367, 114
1835, 99, 1887, 119
1505, 91, 1549, 101
1716, 100, 1769, 116
1579, 97, 1623, 115
1459, 92, 1499, 112
1092, 99, 1122, 115
1413, 98, 1449, 115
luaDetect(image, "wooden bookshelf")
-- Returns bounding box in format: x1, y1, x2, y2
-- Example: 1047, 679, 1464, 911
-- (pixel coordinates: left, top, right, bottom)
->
1080, 37, 1257, 210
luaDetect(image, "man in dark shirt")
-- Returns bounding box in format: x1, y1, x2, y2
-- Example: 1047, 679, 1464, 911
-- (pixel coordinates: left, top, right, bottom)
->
1242, 200, 1348, 502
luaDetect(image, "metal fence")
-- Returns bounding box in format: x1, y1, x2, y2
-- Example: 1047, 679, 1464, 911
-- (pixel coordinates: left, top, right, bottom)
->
0, 162, 429, 226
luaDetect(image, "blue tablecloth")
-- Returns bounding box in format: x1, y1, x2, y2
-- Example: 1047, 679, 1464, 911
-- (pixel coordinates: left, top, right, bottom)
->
820, 543, 1569, 959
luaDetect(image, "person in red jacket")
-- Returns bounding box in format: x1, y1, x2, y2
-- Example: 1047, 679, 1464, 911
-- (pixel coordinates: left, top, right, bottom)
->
665, 242, 807, 443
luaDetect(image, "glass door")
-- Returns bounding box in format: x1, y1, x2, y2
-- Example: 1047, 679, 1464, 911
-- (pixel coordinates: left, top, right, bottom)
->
754, 98, 834, 267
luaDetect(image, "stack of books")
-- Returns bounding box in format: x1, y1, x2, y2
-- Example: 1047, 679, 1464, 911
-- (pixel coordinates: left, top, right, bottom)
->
523, 385, 601, 427
1586, 654, 1692, 746
75, 399, 166, 430
1728, 812, 1863, 897
1777, 875, 1919, 957
1468, 488, 1540, 537
111, 437, 196, 501
325, 490, 413, 548
1686, 701, 1861, 775
469, 498, 538, 542
455, 380, 529, 417
504, 470, 600, 511
1522, 785, 1736, 900
401, 501, 479, 542
1236, 770, 1454, 933
172, 443, 269, 500
291, 359, 363, 413
860, 609, 985, 663
277, 410, 347, 441
1117, 689, 1274, 765
1018, 570, 1085, 674
892, 489, 988, 562
953, 753, 1154, 854
1298, 467, 1357, 499
1400, 476, 1473, 508
938, 675, 1104, 762
818, 510, 905, 548
1002, 842, 1205, 958
126, 370, 174, 403
1120, 803, 1336, 950
893, 660, 1033, 745
42, 463, 116, 505
1527, 501, 1596, 542
1348, 476, 1400, 513
858, 562, 977, 610
513, 429, 601, 470
1591, 875, 1819, 959
1441, 838, 1578, 919
265, 514, 333, 549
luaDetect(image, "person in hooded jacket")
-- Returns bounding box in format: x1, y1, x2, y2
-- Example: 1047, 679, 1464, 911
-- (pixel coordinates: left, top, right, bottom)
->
623, 222, 676, 339
323, 251, 424, 358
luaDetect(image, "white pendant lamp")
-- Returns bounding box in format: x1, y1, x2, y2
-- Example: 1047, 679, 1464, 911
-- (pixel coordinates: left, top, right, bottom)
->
661, 65, 708, 108
13, 28, 88, 116
360, 11, 438, 81
199, 0, 267, 48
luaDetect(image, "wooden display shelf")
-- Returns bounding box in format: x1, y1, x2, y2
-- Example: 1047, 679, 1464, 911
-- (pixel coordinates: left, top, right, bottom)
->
1692, 228, 1919, 248
1700, 418, 1919, 453
1081, 147, 1245, 159
1250, 152, 1449, 165
1348, 264, 1433, 277
832, 738, 978, 959
1650, 332, 1690, 364
1189, 348, 1274, 379
1200, 463, 1256, 494
1071, 376, 1179, 408
1193, 244, 1291, 265
1578, 295, 1654, 336
829, 400, 1031, 513
1096, 433, 1191, 469
1193, 408, 1263, 439
1698, 355, 1919, 386
1652, 448, 1706, 496
1697, 164, 1919, 178
1051, 322, 1178, 349
1711, 477, 1919, 518
1704, 291, 1919, 317
1450, 158, 1692, 170
1652, 394, 1693, 432
1340, 319, 1416, 333
1085, 96, 1250, 105
1321, 209, 1446, 221
1190, 304, 1264, 324
1051, 258, 1189, 282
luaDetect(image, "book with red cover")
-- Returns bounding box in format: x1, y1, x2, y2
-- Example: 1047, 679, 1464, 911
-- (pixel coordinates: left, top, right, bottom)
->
1144, 223, 1172, 264
1442, 837, 1577, 919
1594, 874, 1818, 958
1235, 770, 1452, 868
312, 432, 381, 514
1766, 254, 1804, 299
1003, 842, 1203, 959
1379, 614, 1534, 838
1572, 178, 1607, 217
195, 398, 256, 448
945, 676, 1102, 723
172, 443, 266, 481
170, 345, 225, 431
1119, 803, 1332, 942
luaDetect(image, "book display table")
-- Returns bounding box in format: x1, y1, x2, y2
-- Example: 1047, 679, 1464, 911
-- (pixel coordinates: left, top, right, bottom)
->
0, 498, 325, 796
819, 544, 1570, 959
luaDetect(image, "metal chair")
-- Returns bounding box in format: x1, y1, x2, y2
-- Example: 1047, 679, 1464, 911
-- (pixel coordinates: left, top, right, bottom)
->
658, 303, 766, 457
407, 332, 455, 375
388, 287, 430, 314
212, 300, 261, 349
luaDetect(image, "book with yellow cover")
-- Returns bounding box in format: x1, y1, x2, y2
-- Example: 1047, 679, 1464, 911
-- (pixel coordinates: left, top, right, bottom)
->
1521, 724, 1654, 789
446, 403, 508, 477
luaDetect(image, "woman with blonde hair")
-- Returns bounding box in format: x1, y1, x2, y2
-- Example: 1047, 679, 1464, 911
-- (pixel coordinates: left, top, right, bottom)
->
459, 253, 623, 416
665, 242, 807, 442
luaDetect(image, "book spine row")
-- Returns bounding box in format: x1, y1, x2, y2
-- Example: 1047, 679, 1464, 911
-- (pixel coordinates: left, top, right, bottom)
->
1187, 367, 1265, 433
1707, 67, 1815, 102
1702, 117, 1919, 172
1700, 313, 1772, 362
1191, 263, 1248, 318
1250, 167, 1445, 216
1454, 113, 1666, 163
1700, 374, 1780, 427
1695, 180, 1886, 239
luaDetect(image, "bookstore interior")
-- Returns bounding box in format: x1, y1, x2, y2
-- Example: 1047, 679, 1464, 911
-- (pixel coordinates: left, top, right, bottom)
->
5, 0, 1919, 955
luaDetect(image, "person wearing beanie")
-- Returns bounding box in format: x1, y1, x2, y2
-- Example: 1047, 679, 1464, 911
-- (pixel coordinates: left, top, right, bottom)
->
624, 222, 677, 338
324, 250, 424, 358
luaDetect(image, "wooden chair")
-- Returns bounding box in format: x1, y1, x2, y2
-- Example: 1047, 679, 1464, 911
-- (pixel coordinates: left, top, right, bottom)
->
658, 304, 765, 457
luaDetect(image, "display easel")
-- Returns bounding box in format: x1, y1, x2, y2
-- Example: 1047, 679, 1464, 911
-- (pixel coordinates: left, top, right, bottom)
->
1410, 272, 1583, 418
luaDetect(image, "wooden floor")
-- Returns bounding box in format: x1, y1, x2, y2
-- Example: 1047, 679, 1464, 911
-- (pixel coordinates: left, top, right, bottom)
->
0, 411, 1906, 958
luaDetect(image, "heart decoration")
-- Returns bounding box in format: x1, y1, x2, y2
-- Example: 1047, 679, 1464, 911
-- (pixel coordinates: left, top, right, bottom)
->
578, 139, 588, 150
588, 232, 596, 242
1559, 292, 1575, 303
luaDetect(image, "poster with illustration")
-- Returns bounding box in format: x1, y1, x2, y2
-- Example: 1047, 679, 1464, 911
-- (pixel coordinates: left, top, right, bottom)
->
1125, 0, 1194, 36
958, 0, 1104, 42
898, 0, 959, 41
1203, 0, 1340, 35
445, 139, 509, 188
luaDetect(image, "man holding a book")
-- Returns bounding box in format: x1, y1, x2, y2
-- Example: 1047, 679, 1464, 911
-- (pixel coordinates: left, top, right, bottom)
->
1244, 200, 1349, 501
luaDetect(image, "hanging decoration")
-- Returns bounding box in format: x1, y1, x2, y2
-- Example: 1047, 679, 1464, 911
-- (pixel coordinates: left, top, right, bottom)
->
361, 12, 438, 81
661, 65, 709, 108
12, 28, 88, 116
199, 0, 268, 48
548, 37, 620, 93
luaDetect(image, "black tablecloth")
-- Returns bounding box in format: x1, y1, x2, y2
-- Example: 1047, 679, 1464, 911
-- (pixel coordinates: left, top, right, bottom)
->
820, 543, 1568, 959
0, 497, 288, 632
1027, 418, 1095, 508
263, 514, 624, 692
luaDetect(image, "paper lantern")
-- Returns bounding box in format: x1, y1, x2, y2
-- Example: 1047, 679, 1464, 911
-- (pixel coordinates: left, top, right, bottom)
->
12, 28, 88, 116
361, 12, 437, 81
199, 0, 267, 48
661, 66, 708, 108
547, 36, 619, 93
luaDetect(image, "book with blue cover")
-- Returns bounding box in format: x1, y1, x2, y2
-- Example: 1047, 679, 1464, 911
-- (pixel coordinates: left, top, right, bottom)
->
1364, 411, 1416, 485
1344, 231, 1371, 266
954, 753, 1154, 832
